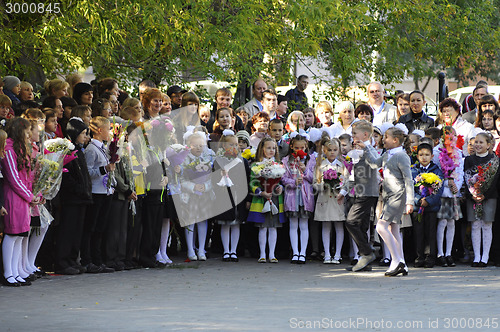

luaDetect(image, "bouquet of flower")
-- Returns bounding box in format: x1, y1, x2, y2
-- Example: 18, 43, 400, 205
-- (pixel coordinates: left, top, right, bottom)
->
105, 121, 124, 193
184, 158, 213, 195
342, 155, 353, 174
241, 147, 256, 161
322, 167, 343, 195
465, 157, 499, 219
251, 160, 286, 214
34, 138, 77, 199
438, 131, 462, 218
216, 146, 241, 187
414, 172, 443, 222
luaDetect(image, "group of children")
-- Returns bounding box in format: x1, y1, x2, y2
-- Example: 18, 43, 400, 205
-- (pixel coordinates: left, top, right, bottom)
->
1, 79, 500, 288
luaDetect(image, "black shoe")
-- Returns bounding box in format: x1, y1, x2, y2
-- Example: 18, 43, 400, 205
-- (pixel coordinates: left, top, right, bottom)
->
350, 259, 358, 266
384, 262, 408, 277
2, 276, 20, 287
478, 262, 487, 268
297, 255, 306, 264
222, 253, 231, 262
471, 262, 480, 267
230, 253, 239, 262
290, 254, 299, 264
155, 261, 167, 269
437, 256, 448, 267
445, 256, 456, 267
25, 274, 37, 282
72, 265, 87, 274
424, 258, 435, 268
346, 265, 372, 271
34, 270, 47, 278
85, 263, 102, 273
15, 276, 32, 286
414, 259, 425, 268
99, 264, 115, 273
106, 262, 124, 271
57, 266, 80, 275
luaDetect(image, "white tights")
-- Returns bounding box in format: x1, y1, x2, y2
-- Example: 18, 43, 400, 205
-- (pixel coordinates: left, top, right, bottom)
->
376, 220, 404, 270
156, 218, 172, 263
259, 227, 277, 259
437, 219, 455, 257
221, 224, 240, 254
471, 220, 493, 263
2, 235, 23, 280
185, 220, 207, 257
289, 217, 309, 256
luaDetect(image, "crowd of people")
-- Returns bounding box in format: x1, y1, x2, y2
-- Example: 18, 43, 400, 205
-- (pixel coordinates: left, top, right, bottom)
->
1, 73, 499, 288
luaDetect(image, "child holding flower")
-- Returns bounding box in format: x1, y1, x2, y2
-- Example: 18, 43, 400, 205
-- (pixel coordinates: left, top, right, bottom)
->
411, 143, 444, 268
180, 130, 216, 261
281, 131, 315, 264
314, 137, 349, 264
247, 137, 285, 263
464, 132, 500, 267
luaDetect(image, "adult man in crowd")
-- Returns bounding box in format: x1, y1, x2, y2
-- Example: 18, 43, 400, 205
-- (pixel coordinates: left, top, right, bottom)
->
285, 75, 309, 111
167, 85, 185, 110
462, 84, 488, 124
243, 78, 267, 117
368, 81, 397, 125
261, 89, 279, 120
462, 80, 488, 115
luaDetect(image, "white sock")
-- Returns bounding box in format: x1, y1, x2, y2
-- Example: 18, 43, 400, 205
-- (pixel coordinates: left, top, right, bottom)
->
322, 222, 332, 259
471, 220, 482, 263
221, 224, 230, 254
230, 225, 240, 254
289, 217, 299, 256
437, 219, 447, 257
27, 226, 48, 272
393, 226, 405, 264
268, 227, 277, 259
299, 218, 309, 256
259, 228, 267, 259
351, 238, 359, 260
2, 235, 16, 278
481, 221, 493, 263
185, 226, 195, 258
12, 237, 22, 279
445, 219, 455, 257
19, 236, 30, 278
376, 220, 401, 271
197, 220, 207, 255
333, 221, 344, 260
157, 218, 171, 263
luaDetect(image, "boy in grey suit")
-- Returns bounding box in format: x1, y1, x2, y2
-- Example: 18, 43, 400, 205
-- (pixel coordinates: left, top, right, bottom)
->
339, 121, 380, 272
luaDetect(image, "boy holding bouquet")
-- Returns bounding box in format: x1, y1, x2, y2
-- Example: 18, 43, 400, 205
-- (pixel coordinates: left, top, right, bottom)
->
411, 143, 444, 268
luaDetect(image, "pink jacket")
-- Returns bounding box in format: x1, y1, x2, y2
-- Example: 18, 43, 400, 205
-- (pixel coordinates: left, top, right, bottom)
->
1, 138, 33, 234
281, 155, 316, 212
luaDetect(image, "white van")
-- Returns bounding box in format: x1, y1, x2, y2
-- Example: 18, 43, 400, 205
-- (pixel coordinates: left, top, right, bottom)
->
448, 86, 500, 105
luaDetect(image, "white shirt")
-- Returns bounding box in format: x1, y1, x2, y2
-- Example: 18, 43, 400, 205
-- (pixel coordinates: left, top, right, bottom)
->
386, 146, 403, 161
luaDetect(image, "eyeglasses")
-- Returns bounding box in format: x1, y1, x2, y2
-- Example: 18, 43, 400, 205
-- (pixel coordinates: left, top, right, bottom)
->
104, 108, 112, 112
110, 100, 118, 105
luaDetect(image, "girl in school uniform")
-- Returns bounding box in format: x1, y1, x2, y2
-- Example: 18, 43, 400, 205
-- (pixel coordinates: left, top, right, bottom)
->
464, 132, 500, 267
314, 137, 349, 264
281, 132, 315, 264
247, 137, 285, 263
359, 126, 414, 276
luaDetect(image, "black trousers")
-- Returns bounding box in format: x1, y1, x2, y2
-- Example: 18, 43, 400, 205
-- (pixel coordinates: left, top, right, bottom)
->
345, 197, 378, 257
105, 198, 128, 264
80, 194, 112, 266
55, 204, 87, 270
126, 196, 143, 263
139, 191, 163, 266
412, 211, 437, 261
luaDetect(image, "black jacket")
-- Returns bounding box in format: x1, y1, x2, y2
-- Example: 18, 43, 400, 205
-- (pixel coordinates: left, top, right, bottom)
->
397, 111, 435, 133
60, 148, 93, 205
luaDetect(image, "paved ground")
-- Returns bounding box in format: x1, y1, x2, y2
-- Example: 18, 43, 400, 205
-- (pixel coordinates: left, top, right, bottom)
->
1, 258, 500, 331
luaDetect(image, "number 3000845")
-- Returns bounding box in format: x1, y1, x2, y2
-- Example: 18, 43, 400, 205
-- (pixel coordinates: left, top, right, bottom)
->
5, 2, 61, 14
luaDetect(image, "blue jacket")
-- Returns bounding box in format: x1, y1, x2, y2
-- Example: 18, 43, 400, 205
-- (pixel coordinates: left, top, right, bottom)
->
411, 161, 444, 212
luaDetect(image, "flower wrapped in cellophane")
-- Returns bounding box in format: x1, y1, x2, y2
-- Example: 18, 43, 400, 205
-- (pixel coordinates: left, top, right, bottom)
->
33, 138, 76, 199
251, 160, 286, 214
322, 167, 343, 194
414, 172, 443, 222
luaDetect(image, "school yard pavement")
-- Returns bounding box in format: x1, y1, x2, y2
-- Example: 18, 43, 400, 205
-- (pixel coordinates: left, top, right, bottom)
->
1, 257, 500, 331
